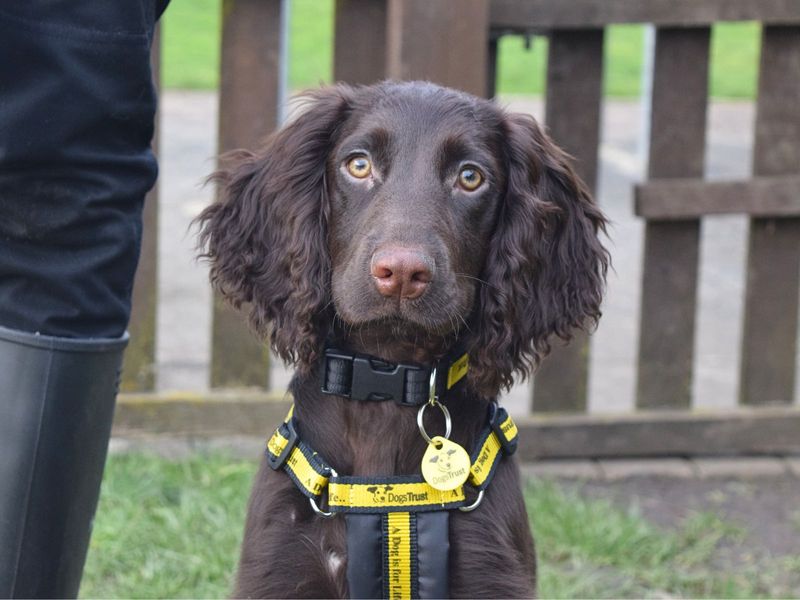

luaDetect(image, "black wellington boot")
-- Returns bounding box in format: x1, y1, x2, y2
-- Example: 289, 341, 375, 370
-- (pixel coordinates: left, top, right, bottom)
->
0, 325, 128, 598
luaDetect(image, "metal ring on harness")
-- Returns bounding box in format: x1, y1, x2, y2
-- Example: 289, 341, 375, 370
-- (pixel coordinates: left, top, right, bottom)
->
458, 489, 485, 512
309, 467, 338, 518
417, 399, 452, 445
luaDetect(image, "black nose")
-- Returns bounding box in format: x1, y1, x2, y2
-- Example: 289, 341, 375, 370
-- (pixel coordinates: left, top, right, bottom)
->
370, 247, 433, 300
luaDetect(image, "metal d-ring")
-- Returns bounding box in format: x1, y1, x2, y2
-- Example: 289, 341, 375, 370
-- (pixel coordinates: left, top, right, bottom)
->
309, 467, 338, 518
417, 398, 452, 445
458, 489, 485, 512
428, 366, 438, 403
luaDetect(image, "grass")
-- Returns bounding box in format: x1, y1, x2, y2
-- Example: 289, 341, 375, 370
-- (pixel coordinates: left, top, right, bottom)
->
529, 484, 771, 598
80, 455, 252, 598
161, 0, 761, 98
81, 453, 792, 599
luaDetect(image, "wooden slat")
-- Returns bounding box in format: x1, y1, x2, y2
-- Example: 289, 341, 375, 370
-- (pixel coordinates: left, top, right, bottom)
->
516, 407, 800, 459
115, 392, 290, 437
636, 28, 710, 410
740, 26, 800, 406
114, 394, 800, 459
211, 0, 283, 388
122, 27, 160, 393
386, 0, 490, 97
486, 35, 499, 99
334, 0, 387, 84
533, 29, 604, 413
636, 176, 800, 219
490, 0, 800, 30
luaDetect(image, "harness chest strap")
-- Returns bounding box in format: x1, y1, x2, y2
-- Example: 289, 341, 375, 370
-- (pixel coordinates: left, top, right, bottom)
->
265, 403, 519, 599
265, 403, 518, 509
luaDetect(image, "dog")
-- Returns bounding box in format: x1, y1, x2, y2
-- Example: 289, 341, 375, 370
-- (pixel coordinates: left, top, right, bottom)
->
198, 80, 608, 598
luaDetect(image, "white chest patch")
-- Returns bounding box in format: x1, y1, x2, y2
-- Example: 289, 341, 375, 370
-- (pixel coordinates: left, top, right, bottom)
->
327, 552, 344, 576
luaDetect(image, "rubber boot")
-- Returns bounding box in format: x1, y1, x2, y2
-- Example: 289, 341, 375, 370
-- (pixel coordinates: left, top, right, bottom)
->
0, 325, 128, 598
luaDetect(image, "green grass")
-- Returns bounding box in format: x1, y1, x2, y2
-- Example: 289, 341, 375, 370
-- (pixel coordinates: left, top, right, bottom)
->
80, 455, 253, 598
81, 454, 792, 598
161, 0, 761, 98
529, 484, 773, 598
161, 0, 220, 90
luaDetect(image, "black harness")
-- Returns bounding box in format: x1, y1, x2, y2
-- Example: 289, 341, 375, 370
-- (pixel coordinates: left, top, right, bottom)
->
266, 345, 519, 599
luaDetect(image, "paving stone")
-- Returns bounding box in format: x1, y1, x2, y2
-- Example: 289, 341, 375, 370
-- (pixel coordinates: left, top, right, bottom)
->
692, 457, 788, 479
521, 460, 603, 480
598, 459, 696, 480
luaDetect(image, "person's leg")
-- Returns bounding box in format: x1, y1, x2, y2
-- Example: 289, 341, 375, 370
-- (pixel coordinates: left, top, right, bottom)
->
0, 1, 167, 595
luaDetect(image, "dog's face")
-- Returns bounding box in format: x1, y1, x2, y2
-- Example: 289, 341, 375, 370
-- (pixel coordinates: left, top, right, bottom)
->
198, 81, 608, 396
328, 86, 506, 340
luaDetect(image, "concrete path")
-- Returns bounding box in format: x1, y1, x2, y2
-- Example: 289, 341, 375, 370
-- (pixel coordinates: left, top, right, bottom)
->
153, 90, 800, 414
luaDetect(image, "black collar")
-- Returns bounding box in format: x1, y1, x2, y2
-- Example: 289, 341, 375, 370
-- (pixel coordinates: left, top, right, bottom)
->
319, 343, 469, 407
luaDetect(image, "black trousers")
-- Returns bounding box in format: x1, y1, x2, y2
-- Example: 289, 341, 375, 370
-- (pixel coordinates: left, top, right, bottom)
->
0, 0, 168, 338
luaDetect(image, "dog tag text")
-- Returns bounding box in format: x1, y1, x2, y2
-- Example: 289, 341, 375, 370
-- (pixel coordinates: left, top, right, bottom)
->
421, 436, 470, 491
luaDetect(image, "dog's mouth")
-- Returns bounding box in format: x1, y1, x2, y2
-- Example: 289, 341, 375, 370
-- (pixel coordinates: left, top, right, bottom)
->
334, 298, 466, 338
330, 312, 463, 362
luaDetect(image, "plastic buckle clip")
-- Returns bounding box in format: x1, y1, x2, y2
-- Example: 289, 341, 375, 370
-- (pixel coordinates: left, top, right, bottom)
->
267, 418, 299, 471
350, 356, 421, 405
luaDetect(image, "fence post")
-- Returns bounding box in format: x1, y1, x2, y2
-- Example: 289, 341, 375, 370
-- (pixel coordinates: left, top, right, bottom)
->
739, 25, 800, 406
636, 27, 710, 410
386, 0, 490, 97
532, 29, 605, 413
122, 26, 161, 392
211, 0, 284, 389
334, 0, 387, 84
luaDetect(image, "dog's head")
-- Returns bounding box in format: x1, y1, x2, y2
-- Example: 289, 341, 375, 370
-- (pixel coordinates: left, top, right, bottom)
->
198, 81, 608, 397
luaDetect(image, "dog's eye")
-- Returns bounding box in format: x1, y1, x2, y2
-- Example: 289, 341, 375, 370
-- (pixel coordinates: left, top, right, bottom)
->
346, 155, 372, 179
457, 166, 484, 191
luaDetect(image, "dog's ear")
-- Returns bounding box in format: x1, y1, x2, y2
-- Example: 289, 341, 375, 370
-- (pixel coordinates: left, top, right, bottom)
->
197, 86, 355, 370
469, 113, 609, 396
367, 486, 377, 493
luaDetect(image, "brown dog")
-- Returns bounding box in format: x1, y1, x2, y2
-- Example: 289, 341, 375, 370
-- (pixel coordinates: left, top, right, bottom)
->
198, 81, 608, 598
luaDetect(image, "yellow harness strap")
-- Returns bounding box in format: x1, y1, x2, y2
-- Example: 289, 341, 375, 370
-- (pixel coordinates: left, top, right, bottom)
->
385, 512, 415, 599
469, 407, 519, 489
329, 478, 465, 513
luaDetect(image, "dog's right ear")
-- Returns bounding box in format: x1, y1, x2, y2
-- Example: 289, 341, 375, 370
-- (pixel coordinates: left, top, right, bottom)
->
197, 86, 355, 370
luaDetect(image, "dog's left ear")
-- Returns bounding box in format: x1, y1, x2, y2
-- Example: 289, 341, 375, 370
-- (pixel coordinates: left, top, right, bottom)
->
470, 113, 609, 396
197, 86, 355, 370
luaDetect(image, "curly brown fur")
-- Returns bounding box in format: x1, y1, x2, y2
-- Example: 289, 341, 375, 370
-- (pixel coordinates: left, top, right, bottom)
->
198, 87, 355, 368
196, 81, 608, 598
470, 112, 609, 394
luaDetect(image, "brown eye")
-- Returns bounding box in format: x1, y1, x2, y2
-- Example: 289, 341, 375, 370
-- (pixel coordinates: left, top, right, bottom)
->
458, 166, 484, 191
346, 155, 372, 179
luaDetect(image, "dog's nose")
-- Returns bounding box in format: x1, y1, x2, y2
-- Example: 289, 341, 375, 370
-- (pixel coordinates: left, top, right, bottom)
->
370, 248, 433, 300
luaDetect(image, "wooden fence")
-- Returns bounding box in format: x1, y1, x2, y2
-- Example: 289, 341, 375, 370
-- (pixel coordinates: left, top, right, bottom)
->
119, 0, 800, 459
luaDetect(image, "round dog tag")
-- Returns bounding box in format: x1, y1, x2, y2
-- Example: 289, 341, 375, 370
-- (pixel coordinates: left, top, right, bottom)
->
421, 436, 471, 491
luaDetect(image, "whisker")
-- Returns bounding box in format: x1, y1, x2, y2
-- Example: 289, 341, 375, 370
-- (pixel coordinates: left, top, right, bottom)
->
454, 272, 500, 291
